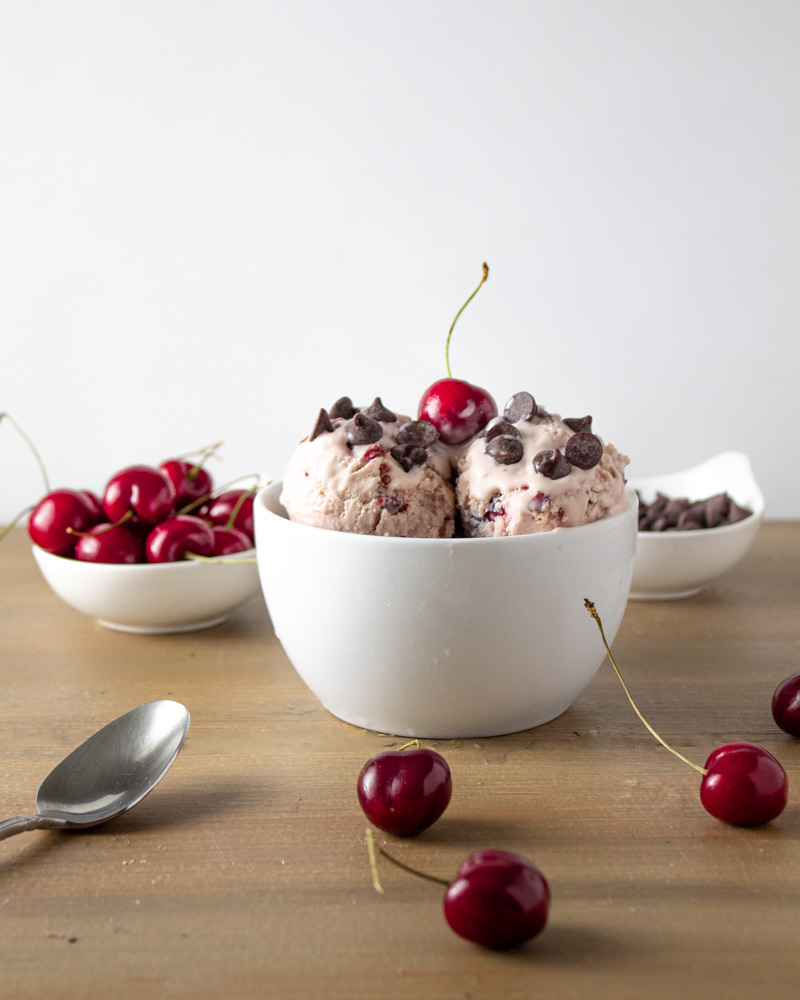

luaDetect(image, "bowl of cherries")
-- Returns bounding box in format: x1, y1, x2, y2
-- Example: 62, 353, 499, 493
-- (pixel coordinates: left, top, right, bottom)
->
28, 454, 261, 634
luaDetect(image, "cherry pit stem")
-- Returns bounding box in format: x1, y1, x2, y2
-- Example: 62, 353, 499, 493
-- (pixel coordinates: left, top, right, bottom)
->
0, 412, 50, 493
445, 263, 489, 379
583, 599, 707, 775
365, 828, 449, 895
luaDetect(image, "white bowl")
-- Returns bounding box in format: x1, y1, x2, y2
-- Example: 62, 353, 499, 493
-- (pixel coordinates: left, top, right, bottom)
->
254, 482, 638, 739
32, 545, 261, 634
628, 451, 764, 601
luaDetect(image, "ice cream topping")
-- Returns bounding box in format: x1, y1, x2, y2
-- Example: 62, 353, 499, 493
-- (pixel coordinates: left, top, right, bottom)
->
503, 392, 537, 423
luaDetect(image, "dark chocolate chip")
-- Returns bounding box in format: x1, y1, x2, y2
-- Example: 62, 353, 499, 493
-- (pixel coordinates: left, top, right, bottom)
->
503, 392, 537, 423
485, 420, 521, 442
345, 412, 383, 446
563, 415, 593, 434
361, 397, 397, 423
704, 493, 730, 528
390, 443, 428, 472
533, 448, 572, 480
395, 420, 438, 448
309, 408, 334, 442
564, 432, 603, 470
676, 508, 704, 530
486, 434, 524, 465
330, 396, 357, 420
381, 495, 406, 514
728, 500, 752, 523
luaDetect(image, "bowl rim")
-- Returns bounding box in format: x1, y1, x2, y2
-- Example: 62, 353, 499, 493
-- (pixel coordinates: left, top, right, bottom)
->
254, 480, 638, 545
31, 543, 256, 570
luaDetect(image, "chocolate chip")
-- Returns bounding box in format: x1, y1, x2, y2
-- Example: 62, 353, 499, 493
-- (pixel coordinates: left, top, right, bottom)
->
637, 490, 752, 531
330, 396, 357, 420
534, 448, 572, 480
704, 493, 730, 528
728, 500, 752, 523
564, 415, 593, 434
361, 397, 397, 423
309, 408, 334, 442
345, 412, 383, 446
676, 508, 704, 530
391, 444, 428, 471
486, 435, 524, 465
564, 432, 603, 470
381, 495, 406, 514
485, 420, 521, 442
395, 420, 438, 448
503, 392, 537, 423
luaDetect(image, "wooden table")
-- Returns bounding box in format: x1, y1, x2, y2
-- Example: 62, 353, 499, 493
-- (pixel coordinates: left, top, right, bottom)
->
1, 524, 798, 1000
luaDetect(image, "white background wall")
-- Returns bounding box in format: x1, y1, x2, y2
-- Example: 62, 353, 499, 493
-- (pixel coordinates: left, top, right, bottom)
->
2, 1, 798, 521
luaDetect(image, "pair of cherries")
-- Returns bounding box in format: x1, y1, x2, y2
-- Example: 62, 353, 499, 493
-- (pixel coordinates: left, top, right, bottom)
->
28, 459, 256, 564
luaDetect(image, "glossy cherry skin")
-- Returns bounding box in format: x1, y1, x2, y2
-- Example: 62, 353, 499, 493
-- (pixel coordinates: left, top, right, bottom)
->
357, 748, 452, 837
145, 515, 214, 563
28, 489, 104, 556
418, 378, 497, 446
159, 460, 213, 509
74, 523, 146, 564
700, 742, 788, 826
210, 525, 254, 556
205, 490, 255, 538
103, 465, 176, 527
444, 850, 550, 949
772, 673, 800, 738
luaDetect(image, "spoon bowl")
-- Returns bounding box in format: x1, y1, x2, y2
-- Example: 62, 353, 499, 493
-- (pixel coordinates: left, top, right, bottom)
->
0, 700, 190, 841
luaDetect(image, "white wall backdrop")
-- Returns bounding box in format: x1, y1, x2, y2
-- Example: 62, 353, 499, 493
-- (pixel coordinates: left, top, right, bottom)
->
2, 1, 798, 520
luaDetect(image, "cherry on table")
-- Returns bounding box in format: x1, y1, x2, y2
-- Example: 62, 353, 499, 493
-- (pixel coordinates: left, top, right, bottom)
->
160, 459, 213, 509
444, 849, 550, 949
772, 673, 800, 738
103, 465, 176, 527
210, 525, 253, 556
700, 742, 788, 826
74, 523, 146, 564
357, 746, 452, 836
28, 489, 105, 556
145, 515, 214, 563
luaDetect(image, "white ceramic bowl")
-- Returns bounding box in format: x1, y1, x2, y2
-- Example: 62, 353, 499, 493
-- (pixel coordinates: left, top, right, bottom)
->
628, 451, 764, 601
32, 545, 261, 634
254, 482, 638, 739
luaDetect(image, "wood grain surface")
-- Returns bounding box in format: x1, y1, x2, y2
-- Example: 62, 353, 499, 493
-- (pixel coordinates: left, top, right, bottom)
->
0, 524, 798, 1000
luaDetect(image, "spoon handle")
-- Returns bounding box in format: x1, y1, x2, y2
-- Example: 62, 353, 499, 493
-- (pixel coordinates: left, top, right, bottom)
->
0, 814, 70, 842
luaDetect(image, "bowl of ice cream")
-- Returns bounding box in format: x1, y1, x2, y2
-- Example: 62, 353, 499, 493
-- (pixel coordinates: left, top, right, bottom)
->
628, 451, 764, 601
254, 393, 636, 738
32, 545, 261, 634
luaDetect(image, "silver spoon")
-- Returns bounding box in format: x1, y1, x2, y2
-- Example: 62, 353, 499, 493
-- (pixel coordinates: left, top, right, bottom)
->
0, 700, 190, 842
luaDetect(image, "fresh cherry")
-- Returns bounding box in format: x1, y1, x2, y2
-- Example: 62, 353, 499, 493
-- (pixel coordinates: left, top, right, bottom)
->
210, 525, 253, 556
74, 523, 146, 564
358, 747, 452, 836
417, 263, 497, 445
772, 673, 800, 738
145, 515, 214, 563
103, 465, 176, 527
204, 490, 255, 539
159, 459, 214, 509
28, 489, 104, 556
700, 742, 788, 826
443, 850, 550, 949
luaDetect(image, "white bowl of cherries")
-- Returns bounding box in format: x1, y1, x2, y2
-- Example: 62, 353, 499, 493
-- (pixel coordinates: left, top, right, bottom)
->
28, 455, 261, 634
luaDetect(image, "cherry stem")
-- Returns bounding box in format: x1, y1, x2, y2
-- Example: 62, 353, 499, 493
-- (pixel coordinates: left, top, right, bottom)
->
365, 828, 450, 894
224, 487, 254, 531
396, 739, 421, 752
177, 474, 262, 517
66, 509, 133, 537
583, 599, 707, 775
0, 504, 34, 543
0, 412, 51, 493
175, 439, 224, 464
444, 262, 489, 378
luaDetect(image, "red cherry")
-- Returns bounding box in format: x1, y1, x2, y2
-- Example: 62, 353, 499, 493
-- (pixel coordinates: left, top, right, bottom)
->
145, 515, 214, 563
159, 459, 213, 508
700, 742, 788, 826
357, 748, 452, 836
28, 489, 104, 556
103, 465, 176, 527
210, 525, 253, 556
772, 673, 800, 738
74, 523, 146, 564
205, 490, 255, 538
418, 378, 497, 445
444, 850, 550, 949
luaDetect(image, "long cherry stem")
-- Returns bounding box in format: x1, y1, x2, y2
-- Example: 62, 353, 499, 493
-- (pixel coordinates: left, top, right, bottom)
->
583, 599, 707, 775
444, 263, 489, 378
365, 828, 450, 895
0, 413, 50, 493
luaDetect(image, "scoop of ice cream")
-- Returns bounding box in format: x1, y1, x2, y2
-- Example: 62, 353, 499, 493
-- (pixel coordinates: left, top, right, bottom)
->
280, 399, 456, 538
456, 403, 629, 536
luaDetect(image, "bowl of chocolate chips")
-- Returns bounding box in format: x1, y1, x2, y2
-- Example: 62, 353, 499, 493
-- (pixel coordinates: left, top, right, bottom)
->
628, 451, 763, 600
